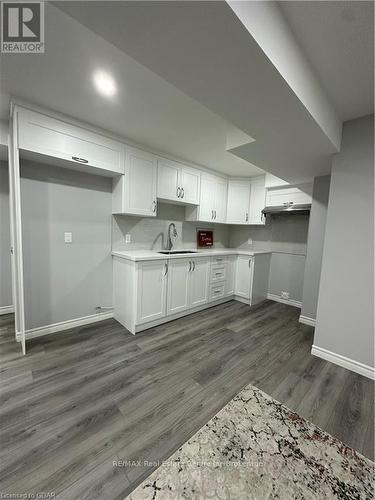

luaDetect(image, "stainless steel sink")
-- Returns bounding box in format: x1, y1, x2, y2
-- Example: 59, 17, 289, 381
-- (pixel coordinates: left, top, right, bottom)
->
158, 250, 198, 255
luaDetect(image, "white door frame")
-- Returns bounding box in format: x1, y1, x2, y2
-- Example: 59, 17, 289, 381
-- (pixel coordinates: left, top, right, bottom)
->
9, 103, 26, 354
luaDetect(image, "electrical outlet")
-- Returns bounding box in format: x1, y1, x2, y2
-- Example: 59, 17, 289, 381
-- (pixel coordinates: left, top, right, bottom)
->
247, 238, 253, 245
281, 291, 290, 300
125, 234, 131, 244
64, 232, 72, 243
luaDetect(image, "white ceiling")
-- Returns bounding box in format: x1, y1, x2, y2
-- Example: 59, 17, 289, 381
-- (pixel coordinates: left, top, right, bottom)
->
279, 1, 374, 122
1, 1, 372, 181
0, 4, 264, 177
55, 0, 339, 181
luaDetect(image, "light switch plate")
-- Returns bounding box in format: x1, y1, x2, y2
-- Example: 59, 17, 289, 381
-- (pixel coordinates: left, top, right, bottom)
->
125, 234, 131, 244
281, 291, 290, 300
247, 238, 253, 245
64, 232, 72, 243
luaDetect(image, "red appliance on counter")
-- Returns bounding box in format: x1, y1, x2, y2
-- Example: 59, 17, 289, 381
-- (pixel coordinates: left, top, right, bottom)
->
197, 230, 213, 247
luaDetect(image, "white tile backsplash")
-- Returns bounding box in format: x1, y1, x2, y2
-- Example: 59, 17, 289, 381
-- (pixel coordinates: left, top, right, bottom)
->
112, 202, 230, 251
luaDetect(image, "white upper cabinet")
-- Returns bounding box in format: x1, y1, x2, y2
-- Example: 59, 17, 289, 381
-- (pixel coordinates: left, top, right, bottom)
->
249, 176, 266, 225
188, 173, 227, 223
214, 177, 228, 223
226, 180, 251, 224
157, 158, 200, 205
197, 174, 217, 221
113, 146, 158, 216
266, 183, 313, 207
17, 107, 124, 175
179, 166, 200, 205
226, 176, 266, 225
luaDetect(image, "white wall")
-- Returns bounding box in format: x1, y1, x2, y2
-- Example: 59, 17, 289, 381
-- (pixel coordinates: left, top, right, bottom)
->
314, 115, 374, 371
0, 162, 13, 311
301, 175, 330, 320
20, 161, 113, 331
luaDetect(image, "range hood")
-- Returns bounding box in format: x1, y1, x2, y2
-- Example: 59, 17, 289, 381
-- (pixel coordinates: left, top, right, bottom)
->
262, 203, 311, 216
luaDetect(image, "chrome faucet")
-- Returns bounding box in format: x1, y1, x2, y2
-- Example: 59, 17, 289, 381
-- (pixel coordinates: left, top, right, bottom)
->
167, 223, 177, 251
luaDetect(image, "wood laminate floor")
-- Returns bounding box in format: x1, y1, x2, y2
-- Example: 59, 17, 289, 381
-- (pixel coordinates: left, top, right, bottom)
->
0, 300, 373, 499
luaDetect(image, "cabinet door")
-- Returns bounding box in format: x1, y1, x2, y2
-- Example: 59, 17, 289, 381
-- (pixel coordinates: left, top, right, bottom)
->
235, 255, 252, 299
226, 180, 251, 224
137, 260, 167, 324
179, 167, 200, 205
225, 256, 236, 296
18, 107, 124, 174
249, 177, 266, 225
189, 258, 209, 307
157, 159, 180, 202
167, 259, 190, 315
124, 147, 157, 216
266, 184, 312, 207
214, 177, 228, 223
199, 175, 216, 222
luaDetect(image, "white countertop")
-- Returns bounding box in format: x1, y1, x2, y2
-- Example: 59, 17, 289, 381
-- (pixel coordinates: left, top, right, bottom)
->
111, 248, 271, 262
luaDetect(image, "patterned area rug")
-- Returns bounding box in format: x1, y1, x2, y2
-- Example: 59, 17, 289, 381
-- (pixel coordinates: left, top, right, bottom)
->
127, 384, 374, 499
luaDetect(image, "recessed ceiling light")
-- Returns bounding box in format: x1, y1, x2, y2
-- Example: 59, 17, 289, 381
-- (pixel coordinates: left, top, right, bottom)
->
93, 70, 117, 97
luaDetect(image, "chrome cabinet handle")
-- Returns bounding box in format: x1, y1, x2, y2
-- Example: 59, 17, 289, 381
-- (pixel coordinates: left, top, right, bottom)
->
177, 187, 181, 198
214, 210, 217, 220
72, 156, 88, 163
248, 259, 252, 267
164, 262, 168, 276
192, 261, 196, 271
246, 212, 249, 222
181, 188, 184, 198
188, 261, 192, 272
152, 200, 156, 212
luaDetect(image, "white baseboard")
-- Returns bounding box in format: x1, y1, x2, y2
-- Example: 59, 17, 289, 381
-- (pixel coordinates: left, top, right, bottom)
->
0, 305, 14, 315
267, 293, 302, 308
299, 315, 316, 327
15, 312, 114, 342
311, 345, 375, 380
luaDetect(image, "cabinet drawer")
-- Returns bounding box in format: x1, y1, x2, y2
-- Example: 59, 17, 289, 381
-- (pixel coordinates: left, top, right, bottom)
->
210, 264, 226, 283
209, 283, 225, 301
211, 256, 226, 265
18, 108, 124, 174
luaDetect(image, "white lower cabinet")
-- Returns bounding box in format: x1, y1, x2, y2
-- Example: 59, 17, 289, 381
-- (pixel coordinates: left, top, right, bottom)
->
137, 260, 168, 324
235, 255, 253, 299
234, 253, 271, 305
167, 259, 190, 315
167, 257, 210, 313
189, 258, 210, 307
225, 256, 236, 296
113, 252, 270, 334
